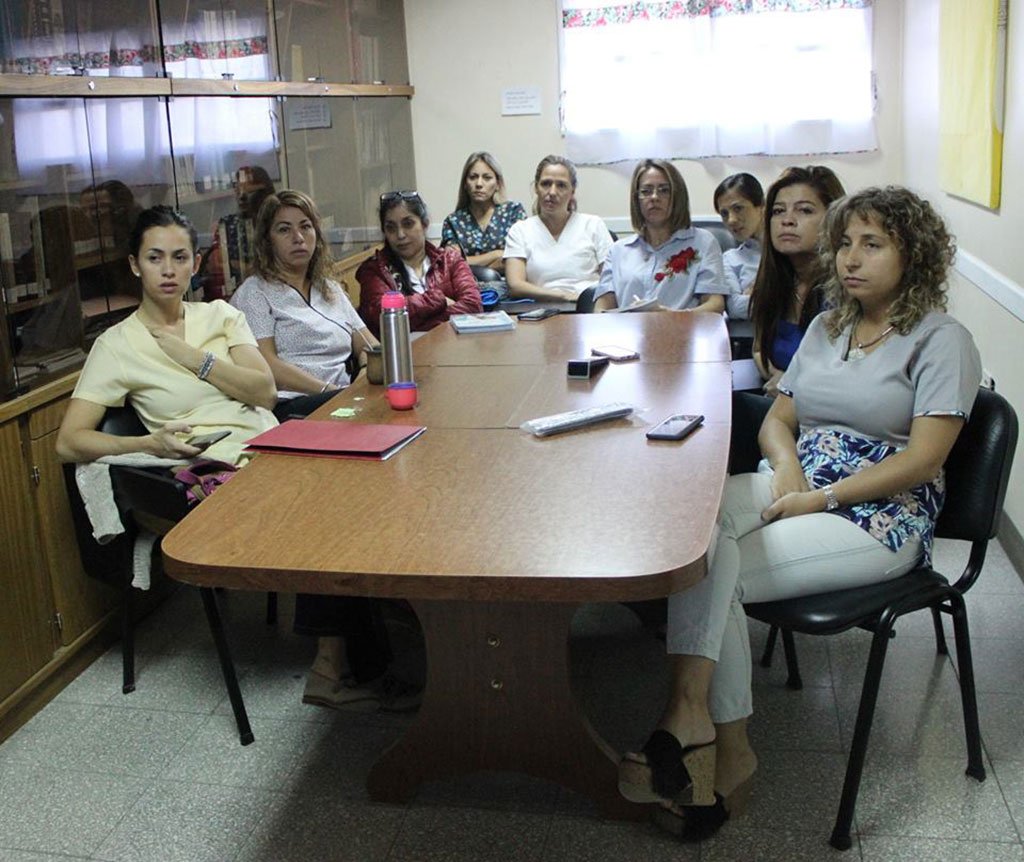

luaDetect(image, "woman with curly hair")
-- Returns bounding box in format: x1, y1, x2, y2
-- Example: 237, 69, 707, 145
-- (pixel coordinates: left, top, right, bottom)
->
619, 186, 982, 843
231, 189, 378, 420
750, 166, 845, 395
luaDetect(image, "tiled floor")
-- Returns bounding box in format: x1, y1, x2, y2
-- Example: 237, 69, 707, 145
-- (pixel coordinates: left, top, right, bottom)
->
1, 537, 1022, 861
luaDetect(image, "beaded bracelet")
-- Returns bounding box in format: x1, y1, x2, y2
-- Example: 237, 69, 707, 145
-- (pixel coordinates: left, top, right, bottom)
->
197, 351, 216, 381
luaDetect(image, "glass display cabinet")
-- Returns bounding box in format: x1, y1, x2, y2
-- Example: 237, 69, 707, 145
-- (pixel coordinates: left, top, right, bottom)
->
0, 0, 413, 401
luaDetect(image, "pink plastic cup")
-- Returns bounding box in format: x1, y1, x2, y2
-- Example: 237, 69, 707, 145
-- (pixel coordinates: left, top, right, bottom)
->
386, 381, 418, 410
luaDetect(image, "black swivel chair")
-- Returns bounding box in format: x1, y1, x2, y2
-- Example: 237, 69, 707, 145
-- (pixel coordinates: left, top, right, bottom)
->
64, 405, 260, 745
732, 388, 1018, 850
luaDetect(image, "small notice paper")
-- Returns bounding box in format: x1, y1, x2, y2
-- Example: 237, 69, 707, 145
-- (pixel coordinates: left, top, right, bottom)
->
289, 101, 332, 131
501, 87, 541, 116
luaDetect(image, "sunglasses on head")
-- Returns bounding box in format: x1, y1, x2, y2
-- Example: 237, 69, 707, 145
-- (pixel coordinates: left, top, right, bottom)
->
380, 190, 421, 206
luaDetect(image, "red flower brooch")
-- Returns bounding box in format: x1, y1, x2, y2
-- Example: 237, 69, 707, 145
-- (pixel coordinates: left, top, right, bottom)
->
654, 247, 699, 282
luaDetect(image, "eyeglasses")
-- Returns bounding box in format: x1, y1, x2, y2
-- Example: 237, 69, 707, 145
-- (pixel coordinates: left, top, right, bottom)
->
380, 190, 421, 205
637, 184, 672, 199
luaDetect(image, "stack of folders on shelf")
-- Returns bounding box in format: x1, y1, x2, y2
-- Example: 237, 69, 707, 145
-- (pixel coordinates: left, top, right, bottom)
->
449, 310, 516, 333
245, 420, 425, 461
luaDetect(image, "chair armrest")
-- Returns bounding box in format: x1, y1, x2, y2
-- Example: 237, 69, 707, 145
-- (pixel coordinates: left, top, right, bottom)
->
110, 465, 193, 524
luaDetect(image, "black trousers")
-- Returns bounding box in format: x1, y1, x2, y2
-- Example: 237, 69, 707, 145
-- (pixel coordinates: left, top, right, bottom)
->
293, 595, 392, 684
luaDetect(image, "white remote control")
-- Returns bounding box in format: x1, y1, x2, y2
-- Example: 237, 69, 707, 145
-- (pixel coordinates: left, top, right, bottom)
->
524, 402, 634, 437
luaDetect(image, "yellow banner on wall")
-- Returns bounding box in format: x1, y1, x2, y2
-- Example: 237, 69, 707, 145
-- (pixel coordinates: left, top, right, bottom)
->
939, 0, 1006, 209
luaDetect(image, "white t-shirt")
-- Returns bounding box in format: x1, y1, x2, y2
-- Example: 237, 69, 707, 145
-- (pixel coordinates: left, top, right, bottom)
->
231, 275, 366, 399
503, 212, 613, 297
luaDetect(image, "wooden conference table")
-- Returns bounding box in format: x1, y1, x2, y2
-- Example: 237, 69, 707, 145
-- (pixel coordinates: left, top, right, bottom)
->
162, 312, 732, 818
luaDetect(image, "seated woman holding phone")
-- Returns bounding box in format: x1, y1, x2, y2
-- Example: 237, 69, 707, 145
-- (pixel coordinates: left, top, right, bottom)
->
56, 205, 278, 467
231, 189, 379, 420
594, 160, 728, 313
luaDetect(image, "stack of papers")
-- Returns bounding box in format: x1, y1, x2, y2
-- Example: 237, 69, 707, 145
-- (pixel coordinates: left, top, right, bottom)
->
449, 310, 517, 333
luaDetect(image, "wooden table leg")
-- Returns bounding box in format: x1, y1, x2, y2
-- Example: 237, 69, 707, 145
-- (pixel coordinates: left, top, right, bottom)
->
366, 599, 644, 820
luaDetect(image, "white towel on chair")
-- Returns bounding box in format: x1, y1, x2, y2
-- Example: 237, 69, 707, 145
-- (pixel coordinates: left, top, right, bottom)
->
75, 454, 186, 543
74, 454, 187, 591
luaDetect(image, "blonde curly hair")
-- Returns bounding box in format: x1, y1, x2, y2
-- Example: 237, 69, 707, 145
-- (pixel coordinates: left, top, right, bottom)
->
821, 186, 955, 340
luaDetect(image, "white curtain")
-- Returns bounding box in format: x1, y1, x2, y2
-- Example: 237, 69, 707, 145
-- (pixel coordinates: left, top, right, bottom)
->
560, 0, 877, 164
13, 14, 274, 184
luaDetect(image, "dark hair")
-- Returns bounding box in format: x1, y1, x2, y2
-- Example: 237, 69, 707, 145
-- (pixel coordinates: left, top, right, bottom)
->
749, 166, 845, 373
128, 205, 198, 258
85, 180, 142, 252
629, 158, 690, 235
713, 173, 764, 212
455, 152, 507, 212
821, 186, 955, 339
378, 192, 430, 295
253, 189, 334, 296
532, 155, 578, 215
235, 165, 275, 218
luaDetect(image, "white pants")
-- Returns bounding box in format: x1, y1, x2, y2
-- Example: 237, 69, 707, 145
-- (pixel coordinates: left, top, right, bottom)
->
667, 473, 922, 724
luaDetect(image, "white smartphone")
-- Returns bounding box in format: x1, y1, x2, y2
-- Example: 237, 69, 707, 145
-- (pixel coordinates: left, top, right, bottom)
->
646, 414, 703, 441
592, 345, 639, 361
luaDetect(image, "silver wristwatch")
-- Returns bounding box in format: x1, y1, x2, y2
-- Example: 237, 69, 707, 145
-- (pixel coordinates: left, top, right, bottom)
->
823, 484, 840, 511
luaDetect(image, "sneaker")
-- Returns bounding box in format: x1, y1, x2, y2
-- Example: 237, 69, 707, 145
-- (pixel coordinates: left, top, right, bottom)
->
302, 670, 380, 712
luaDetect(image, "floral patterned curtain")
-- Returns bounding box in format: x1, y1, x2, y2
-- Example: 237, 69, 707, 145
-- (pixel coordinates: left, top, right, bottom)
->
560, 0, 876, 163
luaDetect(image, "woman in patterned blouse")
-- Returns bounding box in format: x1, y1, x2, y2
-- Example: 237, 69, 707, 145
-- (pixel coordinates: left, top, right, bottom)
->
441, 152, 526, 273
618, 186, 982, 844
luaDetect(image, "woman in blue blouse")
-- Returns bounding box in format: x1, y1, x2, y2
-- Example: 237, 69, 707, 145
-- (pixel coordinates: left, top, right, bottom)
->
441, 152, 527, 273
750, 166, 845, 395
618, 186, 982, 843
714, 173, 764, 320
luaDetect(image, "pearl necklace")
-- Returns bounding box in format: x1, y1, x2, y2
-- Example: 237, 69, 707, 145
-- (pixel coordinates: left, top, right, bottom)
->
848, 324, 894, 361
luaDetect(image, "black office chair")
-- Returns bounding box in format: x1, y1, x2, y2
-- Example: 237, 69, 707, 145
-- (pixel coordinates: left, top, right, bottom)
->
733, 388, 1018, 850
575, 286, 597, 313
64, 404, 261, 745
469, 264, 503, 283
692, 217, 737, 254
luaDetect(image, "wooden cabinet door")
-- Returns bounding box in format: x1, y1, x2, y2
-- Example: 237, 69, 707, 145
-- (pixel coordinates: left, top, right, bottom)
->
28, 423, 118, 647
0, 420, 54, 701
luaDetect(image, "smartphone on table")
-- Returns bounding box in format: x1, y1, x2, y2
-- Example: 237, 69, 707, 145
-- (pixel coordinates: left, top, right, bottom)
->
591, 345, 639, 361
646, 414, 703, 441
186, 430, 231, 450
518, 307, 561, 321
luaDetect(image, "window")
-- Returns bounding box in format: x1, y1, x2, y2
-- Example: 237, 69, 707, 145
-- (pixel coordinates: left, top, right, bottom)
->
560, 0, 876, 164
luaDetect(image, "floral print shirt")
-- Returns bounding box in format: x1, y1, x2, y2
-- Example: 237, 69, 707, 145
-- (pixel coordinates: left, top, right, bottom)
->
797, 429, 945, 564
441, 201, 527, 257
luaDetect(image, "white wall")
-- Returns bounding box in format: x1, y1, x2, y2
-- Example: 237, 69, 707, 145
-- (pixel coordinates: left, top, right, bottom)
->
902, 0, 1024, 542
405, 1, 905, 226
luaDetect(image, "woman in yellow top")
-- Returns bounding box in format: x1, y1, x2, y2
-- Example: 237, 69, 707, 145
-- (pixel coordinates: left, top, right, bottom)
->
57, 205, 277, 466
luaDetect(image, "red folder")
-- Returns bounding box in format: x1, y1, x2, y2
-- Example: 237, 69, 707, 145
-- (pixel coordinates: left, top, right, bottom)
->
244, 420, 426, 461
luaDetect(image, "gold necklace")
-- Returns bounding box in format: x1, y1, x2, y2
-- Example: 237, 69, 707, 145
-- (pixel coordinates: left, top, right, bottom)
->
848, 323, 894, 361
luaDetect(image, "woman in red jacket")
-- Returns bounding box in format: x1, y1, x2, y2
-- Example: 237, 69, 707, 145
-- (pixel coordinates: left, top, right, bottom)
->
357, 190, 482, 335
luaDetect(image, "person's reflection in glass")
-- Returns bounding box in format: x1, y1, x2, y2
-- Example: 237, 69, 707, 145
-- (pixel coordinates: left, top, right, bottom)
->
201, 165, 275, 301
79, 180, 142, 256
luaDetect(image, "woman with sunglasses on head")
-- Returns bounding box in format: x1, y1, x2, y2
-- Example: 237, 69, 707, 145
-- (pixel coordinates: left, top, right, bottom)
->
503, 155, 614, 302
594, 159, 728, 312
441, 151, 526, 273
713, 173, 765, 320
750, 166, 845, 396
620, 185, 981, 844
357, 190, 482, 336
231, 189, 378, 421
56, 205, 277, 466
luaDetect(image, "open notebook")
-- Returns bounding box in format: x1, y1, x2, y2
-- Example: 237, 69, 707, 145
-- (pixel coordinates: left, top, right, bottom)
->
245, 420, 426, 461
